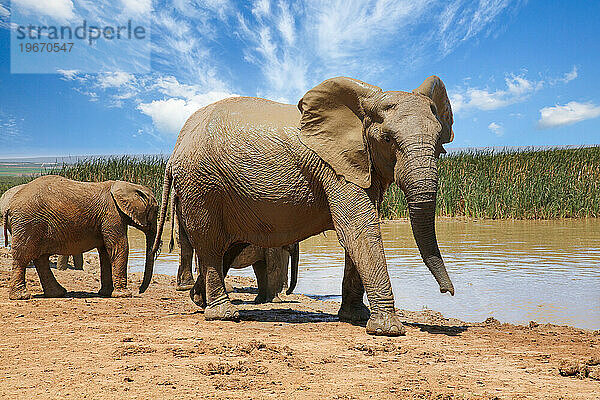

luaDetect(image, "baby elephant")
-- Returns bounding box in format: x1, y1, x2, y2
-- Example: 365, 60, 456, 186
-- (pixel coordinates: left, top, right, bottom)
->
56, 254, 84, 270
3, 175, 158, 300
170, 196, 299, 304
225, 243, 299, 304
3, 184, 84, 270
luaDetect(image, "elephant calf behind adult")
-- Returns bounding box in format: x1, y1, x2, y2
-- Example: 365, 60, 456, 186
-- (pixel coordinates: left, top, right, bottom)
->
4, 175, 158, 300
171, 200, 299, 303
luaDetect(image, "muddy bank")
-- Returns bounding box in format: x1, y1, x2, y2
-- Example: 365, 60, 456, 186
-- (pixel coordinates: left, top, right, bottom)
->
0, 247, 598, 399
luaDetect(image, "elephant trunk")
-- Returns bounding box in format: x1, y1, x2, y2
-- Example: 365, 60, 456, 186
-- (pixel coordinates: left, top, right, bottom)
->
398, 148, 454, 295
286, 242, 299, 295
139, 225, 157, 294
408, 200, 454, 295
151, 163, 172, 256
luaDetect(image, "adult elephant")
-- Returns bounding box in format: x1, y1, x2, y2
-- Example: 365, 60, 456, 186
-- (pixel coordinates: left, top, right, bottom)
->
152, 76, 455, 336
4, 175, 158, 300
170, 193, 299, 302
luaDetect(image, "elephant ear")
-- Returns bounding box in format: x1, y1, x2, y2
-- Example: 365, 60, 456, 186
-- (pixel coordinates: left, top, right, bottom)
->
111, 181, 153, 228
298, 77, 382, 189
413, 75, 454, 143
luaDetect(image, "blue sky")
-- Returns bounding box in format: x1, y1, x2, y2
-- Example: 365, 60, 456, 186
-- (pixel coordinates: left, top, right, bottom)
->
0, 0, 599, 157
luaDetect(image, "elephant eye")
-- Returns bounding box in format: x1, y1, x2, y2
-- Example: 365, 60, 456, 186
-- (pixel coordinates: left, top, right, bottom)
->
383, 134, 391, 143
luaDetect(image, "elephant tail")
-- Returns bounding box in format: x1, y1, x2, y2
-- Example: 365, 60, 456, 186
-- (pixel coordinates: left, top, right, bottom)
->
3, 211, 8, 247
168, 190, 176, 253
286, 242, 299, 295
151, 161, 172, 256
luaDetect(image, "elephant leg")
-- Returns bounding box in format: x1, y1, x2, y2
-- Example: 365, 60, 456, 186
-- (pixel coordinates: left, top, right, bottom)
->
72, 253, 84, 270
252, 260, 268, 304
106, 238, 131, 298
9, 259, 31, 300
97, 246, 114, 297
328, 182, 405, 336
263, 248, 287, 303
34, 255, 67, 298
190, 253, 206, 307
338, 251, 370, 322
176, 218, 195, 291
200, 255, 239, 321
56, 255, 69, 270
222, 243, 250, 294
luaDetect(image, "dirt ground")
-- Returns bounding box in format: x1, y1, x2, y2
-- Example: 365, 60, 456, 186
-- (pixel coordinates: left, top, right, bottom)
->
0, 247, 598, 399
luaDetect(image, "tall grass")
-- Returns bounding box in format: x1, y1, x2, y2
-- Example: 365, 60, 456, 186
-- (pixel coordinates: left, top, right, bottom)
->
2, 147, 599, 219
47, 155, 168, 199
0, 176, 30, 197
381, 146, 600, 219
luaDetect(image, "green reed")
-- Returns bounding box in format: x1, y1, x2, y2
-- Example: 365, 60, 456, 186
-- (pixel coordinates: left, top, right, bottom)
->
2, 147, 599, 220
380, 146, 600, 219
46, 155, 168, 199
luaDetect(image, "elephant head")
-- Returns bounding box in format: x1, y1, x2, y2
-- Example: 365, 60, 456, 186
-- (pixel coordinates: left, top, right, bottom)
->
110, 181, 159, 294
298, 76, 455, 295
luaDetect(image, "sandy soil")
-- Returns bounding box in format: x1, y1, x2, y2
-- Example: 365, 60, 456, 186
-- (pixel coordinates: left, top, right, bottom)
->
0, 247, 598, 399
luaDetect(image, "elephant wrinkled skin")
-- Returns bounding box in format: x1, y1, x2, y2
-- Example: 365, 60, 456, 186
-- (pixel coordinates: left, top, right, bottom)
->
152, 76, 455, 336
4, 175, 158, 300
3, 185, 85, 271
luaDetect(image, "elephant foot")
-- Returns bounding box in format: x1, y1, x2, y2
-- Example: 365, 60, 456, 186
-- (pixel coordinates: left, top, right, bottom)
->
9, 288, 31, 300
204, 300, 240, 321
111, 288, 132, 298
271, 294, 283, 303
189, 287, 206, 308
176, 281, 195, 291
338, 302, 371, 322
366, 312, 406, 337
253, 294, 267, 304
43, 285, 67, 298
98, 286, 114, 297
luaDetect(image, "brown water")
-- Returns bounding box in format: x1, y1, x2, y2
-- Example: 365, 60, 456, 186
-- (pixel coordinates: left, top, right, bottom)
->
123, 219, 600, 330
5, 219, 597, 329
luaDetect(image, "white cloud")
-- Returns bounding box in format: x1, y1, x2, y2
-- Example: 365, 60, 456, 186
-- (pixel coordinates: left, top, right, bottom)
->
137, 91, 237, 134
538, 101, 600, 129
153, 76, 200, 99
98, 72, 134, 88
437, 0, 519, 56
252, 0, 270, 17
309, 0, 428, 67
12, 0, 75, 21
451, 74, 540, 112
57, 69, 79, 80
562, 66, 578, 83
277, 2, 295, 45
488, 122, 504, 137
0, 4, 9, 18
238, 6, 307, 102
121, 0, 151, 16
451, 67, 580, 114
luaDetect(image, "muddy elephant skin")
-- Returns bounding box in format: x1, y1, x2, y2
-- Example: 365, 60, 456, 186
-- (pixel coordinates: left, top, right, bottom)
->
4, 175, 158, 300
152, 76, 455, 336
3, 184, 85, 272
